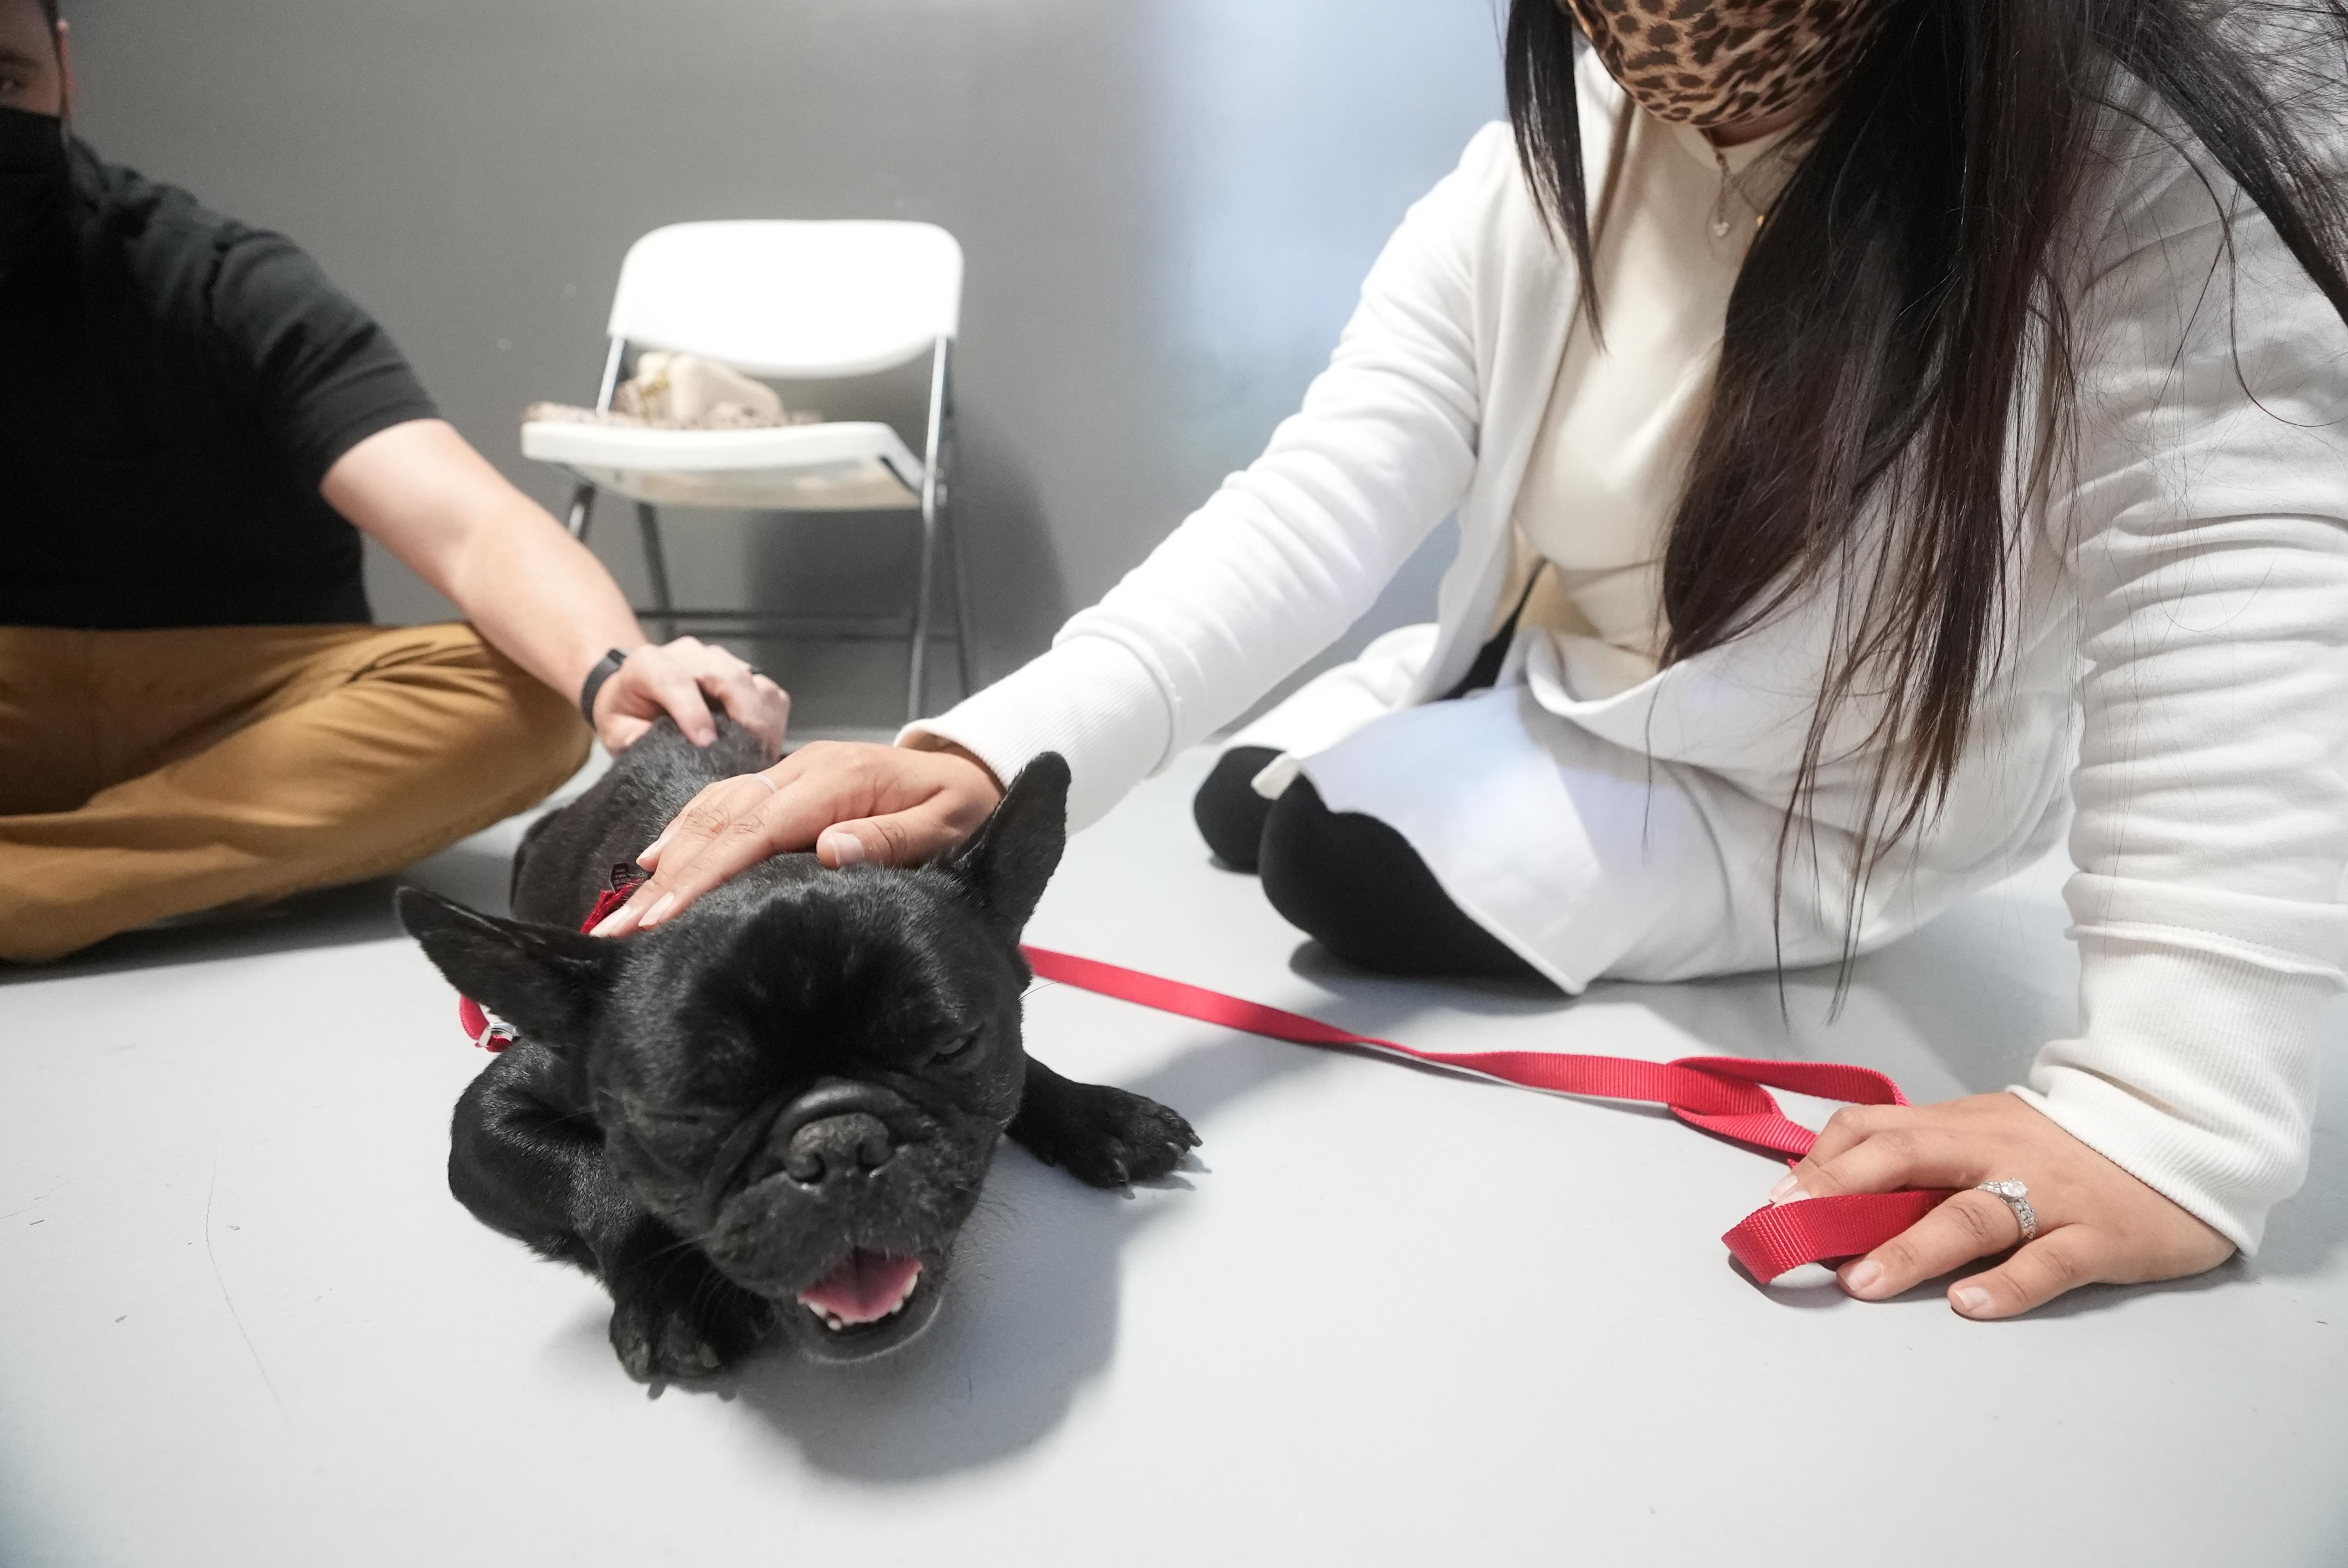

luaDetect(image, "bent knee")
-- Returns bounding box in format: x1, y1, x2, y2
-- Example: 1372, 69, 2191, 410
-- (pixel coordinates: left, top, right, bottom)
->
1258, 779, 1539, 983
1193, 745, 1281, 870
492, 657, 594, 789
344, 626, 590, 816
391, 626, 588, 770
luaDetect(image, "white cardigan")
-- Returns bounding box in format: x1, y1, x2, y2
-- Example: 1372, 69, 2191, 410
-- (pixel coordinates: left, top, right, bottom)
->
918, 63, 2348, 1251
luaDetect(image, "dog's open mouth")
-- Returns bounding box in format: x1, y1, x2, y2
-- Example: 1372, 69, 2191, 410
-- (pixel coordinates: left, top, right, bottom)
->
796, 1250, 924, 1334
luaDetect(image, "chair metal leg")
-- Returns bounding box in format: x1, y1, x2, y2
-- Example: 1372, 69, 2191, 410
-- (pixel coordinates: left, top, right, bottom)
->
908, 336, 953, 724
946, 505, 972, 705
636, 503, 675, 642
564, 483, 596, 542
595, 336, 627, 413
907, 497, 940, 724
944, 411, 975, 704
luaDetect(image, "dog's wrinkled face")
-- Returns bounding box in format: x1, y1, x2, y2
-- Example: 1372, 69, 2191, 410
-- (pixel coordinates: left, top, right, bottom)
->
412, 756, 1068, 1363
591, 863, 1028, 1358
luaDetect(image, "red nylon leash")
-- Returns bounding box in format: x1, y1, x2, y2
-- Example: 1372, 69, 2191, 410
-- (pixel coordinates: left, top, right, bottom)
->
1018, 945, 1953, 1284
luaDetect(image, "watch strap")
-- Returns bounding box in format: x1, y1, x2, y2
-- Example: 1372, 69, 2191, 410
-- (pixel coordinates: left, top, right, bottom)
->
578, 647, 632, 726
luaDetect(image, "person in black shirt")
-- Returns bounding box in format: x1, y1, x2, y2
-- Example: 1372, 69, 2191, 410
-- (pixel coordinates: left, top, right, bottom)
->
0, 1, 789, 962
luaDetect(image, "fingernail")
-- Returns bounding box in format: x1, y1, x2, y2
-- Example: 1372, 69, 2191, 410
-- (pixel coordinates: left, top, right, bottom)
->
823, 831, 865, 867
1769, 1173, 1808, 1204
1951, 1286, 1993, 1317
637, 893, 678, 929
693, 728, 716, 746
590, 906, 634, 938
1844, 1259, 1884, 1297
636, 832, 673, 866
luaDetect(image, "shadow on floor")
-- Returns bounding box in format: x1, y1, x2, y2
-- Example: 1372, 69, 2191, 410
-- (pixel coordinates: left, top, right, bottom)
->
0, 875, 410, 984
1284, 939, 1569, 1020
0, 814, 549, 986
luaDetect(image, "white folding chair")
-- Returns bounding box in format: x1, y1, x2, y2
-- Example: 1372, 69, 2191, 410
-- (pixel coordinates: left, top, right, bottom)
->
523, 220, 969, 723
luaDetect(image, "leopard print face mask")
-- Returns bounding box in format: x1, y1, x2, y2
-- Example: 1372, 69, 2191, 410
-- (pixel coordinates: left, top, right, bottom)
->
1558, 0, 1881, 131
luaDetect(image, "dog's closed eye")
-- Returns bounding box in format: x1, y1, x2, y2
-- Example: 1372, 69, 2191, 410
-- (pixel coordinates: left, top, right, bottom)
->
930, 1032, 979, 1065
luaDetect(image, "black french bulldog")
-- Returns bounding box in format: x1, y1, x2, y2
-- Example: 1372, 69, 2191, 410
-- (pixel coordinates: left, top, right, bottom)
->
395, 720, 1198, 1381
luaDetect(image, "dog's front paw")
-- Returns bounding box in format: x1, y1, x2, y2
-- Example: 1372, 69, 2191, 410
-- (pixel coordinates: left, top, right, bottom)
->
606, 1257, 773, 1382
609, 1294, 729, 1381
1022, 1082, 1201, 1189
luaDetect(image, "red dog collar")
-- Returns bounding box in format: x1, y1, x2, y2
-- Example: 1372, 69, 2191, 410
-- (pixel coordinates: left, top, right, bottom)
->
455, 866, 644, 1052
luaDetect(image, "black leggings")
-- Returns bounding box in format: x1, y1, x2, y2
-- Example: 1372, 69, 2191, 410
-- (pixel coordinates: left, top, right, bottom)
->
1192, 746, 1542, 982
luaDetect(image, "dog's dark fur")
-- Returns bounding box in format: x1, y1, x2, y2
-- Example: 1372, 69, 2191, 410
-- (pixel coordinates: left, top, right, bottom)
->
397, 720, 1197, 1381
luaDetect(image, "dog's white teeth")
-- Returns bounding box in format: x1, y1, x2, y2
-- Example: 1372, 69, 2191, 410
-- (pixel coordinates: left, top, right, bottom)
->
804, 1275, 919, 1333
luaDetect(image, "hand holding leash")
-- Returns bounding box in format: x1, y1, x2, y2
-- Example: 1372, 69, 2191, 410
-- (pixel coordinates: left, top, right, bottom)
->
1778, 1092, 2234, 1317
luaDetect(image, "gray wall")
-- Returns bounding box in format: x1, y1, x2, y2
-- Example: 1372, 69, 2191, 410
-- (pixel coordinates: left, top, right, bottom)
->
68, 0, 1506, 731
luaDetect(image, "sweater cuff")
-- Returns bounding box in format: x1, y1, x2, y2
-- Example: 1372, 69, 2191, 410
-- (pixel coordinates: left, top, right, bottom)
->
2013, 935, 2336, 1254
899, 633, 1174, 832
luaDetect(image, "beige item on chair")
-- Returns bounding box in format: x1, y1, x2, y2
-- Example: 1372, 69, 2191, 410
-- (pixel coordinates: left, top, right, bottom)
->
615, 352, 799, 427
524, 352, 821, 432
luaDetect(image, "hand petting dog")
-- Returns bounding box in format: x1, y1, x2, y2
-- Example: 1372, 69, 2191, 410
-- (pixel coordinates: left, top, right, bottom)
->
593, 739, 1002, 938
588, 635, 791, 755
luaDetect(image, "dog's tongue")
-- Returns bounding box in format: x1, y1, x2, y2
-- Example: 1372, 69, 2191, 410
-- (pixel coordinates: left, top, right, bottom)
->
797, 1251, 923, 1324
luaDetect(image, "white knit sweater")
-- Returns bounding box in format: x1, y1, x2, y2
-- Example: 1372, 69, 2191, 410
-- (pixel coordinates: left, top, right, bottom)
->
915, 59, 2348, 1252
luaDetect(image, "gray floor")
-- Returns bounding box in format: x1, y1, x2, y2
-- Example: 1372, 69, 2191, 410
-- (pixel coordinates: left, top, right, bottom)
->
3, 748, 2344, 1566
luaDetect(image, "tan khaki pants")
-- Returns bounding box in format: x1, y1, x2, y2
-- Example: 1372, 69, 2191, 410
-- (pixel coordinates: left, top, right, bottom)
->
0, 622, 591, 963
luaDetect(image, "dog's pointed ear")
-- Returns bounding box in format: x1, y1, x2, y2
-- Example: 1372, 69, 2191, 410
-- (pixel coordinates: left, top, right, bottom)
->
395, 888, 621, 1050
942, 751, 1069, 936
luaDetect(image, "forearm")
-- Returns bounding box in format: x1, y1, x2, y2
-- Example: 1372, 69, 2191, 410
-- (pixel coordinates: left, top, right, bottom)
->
435, 494, 645, 704
323, 418, 643, 706
903, 635, 1170, 831
2039, 148, 2348, 1249
2047, 506, 2348, 1250
325, 419, 789, 757
2020, 938, 2332, 1254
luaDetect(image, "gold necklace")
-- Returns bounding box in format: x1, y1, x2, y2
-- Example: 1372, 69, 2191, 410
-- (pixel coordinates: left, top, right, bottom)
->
1708, 144, 1778, 239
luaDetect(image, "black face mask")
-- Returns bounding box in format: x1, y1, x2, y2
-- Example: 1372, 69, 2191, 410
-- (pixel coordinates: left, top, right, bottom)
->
0, 105, 69, 262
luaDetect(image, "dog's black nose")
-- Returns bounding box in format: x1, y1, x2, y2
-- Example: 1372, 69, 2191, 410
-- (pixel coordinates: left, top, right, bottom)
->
784, 1112, 894, 1184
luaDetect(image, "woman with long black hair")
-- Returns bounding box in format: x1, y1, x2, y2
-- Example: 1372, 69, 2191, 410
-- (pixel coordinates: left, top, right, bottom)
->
604, 2, 2348, 1318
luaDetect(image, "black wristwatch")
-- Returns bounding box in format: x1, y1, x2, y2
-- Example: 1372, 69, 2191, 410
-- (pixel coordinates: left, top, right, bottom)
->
578, 647, 632, 725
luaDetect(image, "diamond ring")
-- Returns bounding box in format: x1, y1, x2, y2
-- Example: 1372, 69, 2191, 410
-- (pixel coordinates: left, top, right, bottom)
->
1976, 1180, 2038, 1244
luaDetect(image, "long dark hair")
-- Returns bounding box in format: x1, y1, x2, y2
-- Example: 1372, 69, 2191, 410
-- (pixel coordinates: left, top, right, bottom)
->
1505, 0, 2348, 956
